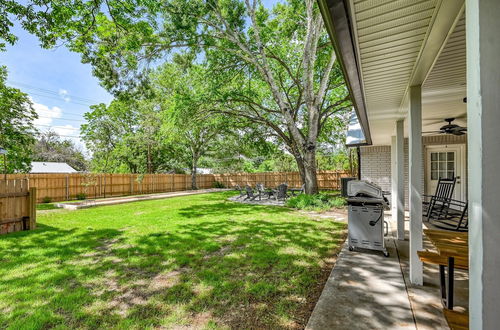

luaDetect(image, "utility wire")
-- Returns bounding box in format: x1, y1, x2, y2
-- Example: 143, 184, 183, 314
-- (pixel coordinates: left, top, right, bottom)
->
37, 116, 87, 123
7, 80, 102, 104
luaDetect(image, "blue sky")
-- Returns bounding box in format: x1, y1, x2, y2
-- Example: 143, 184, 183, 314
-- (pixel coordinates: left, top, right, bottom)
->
0, 24, 113, 149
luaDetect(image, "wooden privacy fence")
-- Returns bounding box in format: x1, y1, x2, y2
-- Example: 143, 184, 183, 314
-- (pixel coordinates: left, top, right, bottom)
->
6, 170, 352, 203
0, 179, 36, 234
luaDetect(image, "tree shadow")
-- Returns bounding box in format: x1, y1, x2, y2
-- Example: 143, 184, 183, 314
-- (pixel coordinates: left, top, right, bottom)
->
0, 200, 346, 329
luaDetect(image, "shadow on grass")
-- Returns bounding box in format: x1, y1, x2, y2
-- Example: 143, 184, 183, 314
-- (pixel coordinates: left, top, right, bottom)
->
0, 201, 344, 329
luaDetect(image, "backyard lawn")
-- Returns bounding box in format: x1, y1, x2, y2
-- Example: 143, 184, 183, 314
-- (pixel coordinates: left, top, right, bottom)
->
0, 191, 346, 329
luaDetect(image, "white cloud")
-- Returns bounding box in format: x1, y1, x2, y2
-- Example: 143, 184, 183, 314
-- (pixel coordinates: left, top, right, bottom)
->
32, 101, 62, 127
52, 124, 79, 137
58, 89, 71, 102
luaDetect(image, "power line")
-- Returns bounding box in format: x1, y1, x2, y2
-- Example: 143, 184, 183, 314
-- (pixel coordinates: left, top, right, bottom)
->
8, 80, 103, 104
37, 116, 86, 123
27, 91, 95, 107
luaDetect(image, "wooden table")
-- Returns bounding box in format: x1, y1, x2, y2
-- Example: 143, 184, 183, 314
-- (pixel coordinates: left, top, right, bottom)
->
424, 229, 468, 309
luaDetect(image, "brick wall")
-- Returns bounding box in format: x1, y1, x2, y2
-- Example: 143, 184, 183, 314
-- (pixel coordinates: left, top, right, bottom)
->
360, 135, 466, 209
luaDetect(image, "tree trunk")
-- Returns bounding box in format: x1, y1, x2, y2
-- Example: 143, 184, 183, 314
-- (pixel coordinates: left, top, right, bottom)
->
290, 145, 319, 194
303, 149, 319, 194
191, 157, 198, 190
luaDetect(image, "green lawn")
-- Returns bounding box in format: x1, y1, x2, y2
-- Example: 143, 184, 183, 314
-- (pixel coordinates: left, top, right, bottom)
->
0, 192, 346, 329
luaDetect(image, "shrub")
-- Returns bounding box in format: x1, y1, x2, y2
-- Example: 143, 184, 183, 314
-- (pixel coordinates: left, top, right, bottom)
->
286, 192, 346, 211
212, 181, 225, 188
76, 193, 86, 200
41, 196, 52, 204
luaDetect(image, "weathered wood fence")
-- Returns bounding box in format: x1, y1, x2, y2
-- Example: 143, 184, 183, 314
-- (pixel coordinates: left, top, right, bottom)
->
5, 170, 352, 203
0, 179, 36, 234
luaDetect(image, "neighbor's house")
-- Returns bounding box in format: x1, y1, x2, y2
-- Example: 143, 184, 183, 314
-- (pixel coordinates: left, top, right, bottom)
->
318, 0, 498, 328
30, 162, 78, 174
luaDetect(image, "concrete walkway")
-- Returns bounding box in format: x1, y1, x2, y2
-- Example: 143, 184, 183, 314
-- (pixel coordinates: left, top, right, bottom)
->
307, 213, 469, 329
306, 226, 416, 329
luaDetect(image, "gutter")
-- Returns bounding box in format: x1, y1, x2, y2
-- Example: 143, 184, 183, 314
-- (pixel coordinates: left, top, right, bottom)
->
317, 0, 372, 146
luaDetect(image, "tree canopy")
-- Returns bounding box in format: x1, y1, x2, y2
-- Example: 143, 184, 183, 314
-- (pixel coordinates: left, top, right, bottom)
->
0, 66, 37, 173
2, 0, 353, 192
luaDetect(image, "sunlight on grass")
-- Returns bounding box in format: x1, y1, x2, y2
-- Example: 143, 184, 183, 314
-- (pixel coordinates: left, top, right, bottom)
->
0, 191, 346, 329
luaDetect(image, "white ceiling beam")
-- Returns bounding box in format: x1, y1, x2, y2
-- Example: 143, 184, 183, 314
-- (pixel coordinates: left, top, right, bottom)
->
398, 0, 465, 115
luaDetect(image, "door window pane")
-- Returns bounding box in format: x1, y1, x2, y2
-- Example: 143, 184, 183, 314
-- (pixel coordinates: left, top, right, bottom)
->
430, 151, 456, 181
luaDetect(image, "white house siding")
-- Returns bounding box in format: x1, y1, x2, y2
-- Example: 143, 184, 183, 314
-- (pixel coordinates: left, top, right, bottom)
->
360, 134, 466, 209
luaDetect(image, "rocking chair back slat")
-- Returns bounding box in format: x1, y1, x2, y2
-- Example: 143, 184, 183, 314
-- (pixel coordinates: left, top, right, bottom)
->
426, 177, 457, 220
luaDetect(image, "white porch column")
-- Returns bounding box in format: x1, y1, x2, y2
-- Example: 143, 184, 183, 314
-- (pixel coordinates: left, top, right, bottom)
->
391, 120, 405, 240
408, 85, 423, 285
467, 0, 500, 328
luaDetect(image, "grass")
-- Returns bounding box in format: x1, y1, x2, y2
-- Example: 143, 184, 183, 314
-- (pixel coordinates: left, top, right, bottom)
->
36, 203, 59, 210
286, 191, 346, 211
0, 191, 346, 329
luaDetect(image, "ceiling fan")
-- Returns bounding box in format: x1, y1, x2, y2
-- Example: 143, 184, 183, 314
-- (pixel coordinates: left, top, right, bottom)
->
423, 118, 467, 136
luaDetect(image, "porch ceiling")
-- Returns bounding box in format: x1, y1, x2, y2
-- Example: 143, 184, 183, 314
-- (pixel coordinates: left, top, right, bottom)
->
347, 0, 466, 145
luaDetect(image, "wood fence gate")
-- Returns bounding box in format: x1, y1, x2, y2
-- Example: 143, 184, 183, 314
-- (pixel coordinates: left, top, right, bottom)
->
0, 179, 36, 235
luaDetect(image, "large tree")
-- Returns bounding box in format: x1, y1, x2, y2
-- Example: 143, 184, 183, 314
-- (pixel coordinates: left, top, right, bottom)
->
154, 62, 228, 189
33, 130, 88, 171
4, 0, 351, 193
0, 66, 37, 173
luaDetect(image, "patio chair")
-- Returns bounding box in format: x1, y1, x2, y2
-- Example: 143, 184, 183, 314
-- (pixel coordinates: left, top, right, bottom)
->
273, 183, 289, 201
290, 184, 305, 196
423, 177, 456, 221
234, 185, 246, 199
245, 185, 258, 200
255, 183, 269, 200
431, 198, 468, 232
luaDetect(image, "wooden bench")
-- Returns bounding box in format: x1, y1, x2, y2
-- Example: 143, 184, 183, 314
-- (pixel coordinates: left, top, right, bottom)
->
443, 309, 469, 330
417, 250, 468, 270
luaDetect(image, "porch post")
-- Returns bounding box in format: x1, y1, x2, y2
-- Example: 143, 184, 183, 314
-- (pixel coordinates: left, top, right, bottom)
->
466, 0, 500, 328
408, 85, 423, 285
391, 120, 405, 240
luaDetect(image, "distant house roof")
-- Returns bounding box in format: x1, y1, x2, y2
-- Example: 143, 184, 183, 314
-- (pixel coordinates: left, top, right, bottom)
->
30, 162, 78, 173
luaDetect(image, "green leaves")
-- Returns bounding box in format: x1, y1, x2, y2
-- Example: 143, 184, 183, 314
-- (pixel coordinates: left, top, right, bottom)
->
0, 66, 38, 172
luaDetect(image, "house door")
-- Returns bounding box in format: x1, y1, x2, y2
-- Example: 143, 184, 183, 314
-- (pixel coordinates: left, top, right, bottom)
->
426, 144, 466, 202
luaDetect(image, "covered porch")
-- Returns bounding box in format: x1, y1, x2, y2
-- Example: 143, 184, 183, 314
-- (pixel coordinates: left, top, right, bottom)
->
314, 0, 500, 328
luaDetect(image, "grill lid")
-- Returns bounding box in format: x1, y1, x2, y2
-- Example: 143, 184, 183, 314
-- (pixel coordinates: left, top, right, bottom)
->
347, 180, 383, 198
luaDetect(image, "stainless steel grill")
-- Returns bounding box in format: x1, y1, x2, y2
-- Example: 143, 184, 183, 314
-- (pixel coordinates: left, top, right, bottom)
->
346, 180, 389, 257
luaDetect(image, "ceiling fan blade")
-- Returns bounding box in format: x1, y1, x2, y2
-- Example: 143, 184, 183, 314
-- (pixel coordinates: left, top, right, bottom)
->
422, 131, 444, 135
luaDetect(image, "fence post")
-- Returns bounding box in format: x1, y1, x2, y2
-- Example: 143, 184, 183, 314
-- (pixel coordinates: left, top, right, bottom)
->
130, 174, 133, 195
65, 175, 69, 200
28, 187, 36, 230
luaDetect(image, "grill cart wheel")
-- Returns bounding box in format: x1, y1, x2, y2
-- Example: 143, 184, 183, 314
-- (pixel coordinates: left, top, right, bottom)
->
383, 251, 389, 257
348, 246, 354, 251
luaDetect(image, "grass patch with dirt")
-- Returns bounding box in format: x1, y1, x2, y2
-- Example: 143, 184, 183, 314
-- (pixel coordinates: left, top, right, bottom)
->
0, 191, 346, 329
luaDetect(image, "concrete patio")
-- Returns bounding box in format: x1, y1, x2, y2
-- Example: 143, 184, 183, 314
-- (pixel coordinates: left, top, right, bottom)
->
307, 214, 468, 329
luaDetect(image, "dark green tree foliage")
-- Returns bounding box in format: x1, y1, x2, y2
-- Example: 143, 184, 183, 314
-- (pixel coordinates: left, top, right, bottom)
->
32, 131, 88, 171
0, 66, 37, 173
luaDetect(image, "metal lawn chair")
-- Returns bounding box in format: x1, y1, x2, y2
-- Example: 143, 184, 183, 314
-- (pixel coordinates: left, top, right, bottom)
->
255, 183, 268, 200
245, 185, 258, 200
273, 183, 289, 200
234, 185, 246, 199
